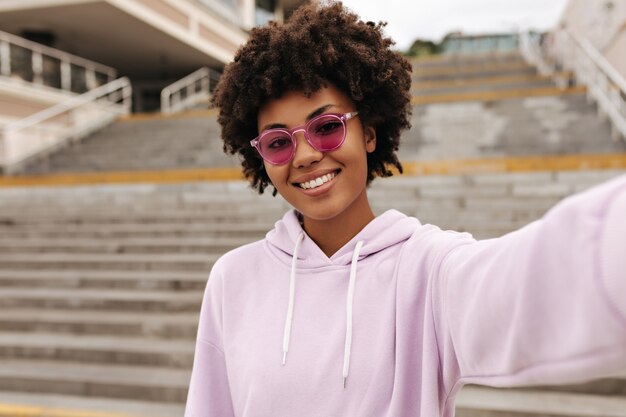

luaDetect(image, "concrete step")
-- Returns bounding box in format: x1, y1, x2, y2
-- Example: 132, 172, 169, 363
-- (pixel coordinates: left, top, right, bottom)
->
33, 150, 225, 165
0, 211, 281, 225
0, 222, 269, 238
411, 85, 586, 105
0, 332, 194, 368
413, 62, 537, 82
411, 73, 566, 91
0, 308, 198, 338
369, 170, 626, 238
413, 91, 592, 117
0, 269, 208, 290
410, 52, 525, 69
0, 391, 184, 417
19, 115, 234, 175
28, 158, 235, 173
0, 192, 279, 206
0, 359, 189, 402
0, 253, 218, 271
50, 143, 220, 156
401, 95, 625, 160
0, 180, 266, 200
413, 78, 554, 96
0, 288, 202, 311
2, 384, 625, 417
456, 385, 626, 417
40, 142, 217, 154
0, 237, 253, 254
0, 198, 281, 211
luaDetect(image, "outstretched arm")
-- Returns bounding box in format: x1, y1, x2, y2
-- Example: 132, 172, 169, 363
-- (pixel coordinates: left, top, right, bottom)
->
439, 174, 626, 393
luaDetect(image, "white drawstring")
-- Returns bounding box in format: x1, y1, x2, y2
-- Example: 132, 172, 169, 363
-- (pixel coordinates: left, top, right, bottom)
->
281, 234, 364, 390
343, 240, 363, 389
282, 232, 304, 365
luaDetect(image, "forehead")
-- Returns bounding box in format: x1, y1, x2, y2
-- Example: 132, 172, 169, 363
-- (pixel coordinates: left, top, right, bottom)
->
257, 84, 353, 129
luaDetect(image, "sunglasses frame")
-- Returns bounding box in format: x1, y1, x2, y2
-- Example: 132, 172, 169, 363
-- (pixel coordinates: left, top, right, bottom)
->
250, 111, 359, 165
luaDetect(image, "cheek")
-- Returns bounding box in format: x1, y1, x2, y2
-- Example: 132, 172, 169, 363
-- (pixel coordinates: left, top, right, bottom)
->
344, 141, 369, 170
264, 163, 287, 188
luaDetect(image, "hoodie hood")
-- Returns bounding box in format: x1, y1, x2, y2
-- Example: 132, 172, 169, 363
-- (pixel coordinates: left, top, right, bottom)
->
266, 209, 422, 268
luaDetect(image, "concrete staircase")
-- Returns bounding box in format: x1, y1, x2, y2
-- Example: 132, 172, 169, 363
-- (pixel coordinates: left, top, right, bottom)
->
14, 52, 626, 177
18, 113, 239, 175
0, 182, 288, 416
1, 172, 626, 416
402, 52, 626, 161
0, 51, 625, 416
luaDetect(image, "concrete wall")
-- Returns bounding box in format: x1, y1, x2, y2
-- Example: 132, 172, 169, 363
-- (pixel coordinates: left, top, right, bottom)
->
558, 0, 626, 76
0, 77, 76, 123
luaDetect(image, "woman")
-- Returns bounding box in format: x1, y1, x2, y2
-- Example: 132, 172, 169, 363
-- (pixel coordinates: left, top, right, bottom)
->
184, 3, 626, 416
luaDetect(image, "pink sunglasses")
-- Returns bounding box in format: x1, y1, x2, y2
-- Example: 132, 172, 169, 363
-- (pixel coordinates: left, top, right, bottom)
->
250, 112, 359, 165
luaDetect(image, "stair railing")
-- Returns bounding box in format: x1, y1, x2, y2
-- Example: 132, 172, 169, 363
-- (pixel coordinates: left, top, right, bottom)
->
554, 30, 626, 142
519, 32, 554, 76
521, 29, 626, 142
0, 77, 132, 174
161, 67, 220, 114
519, 31, 572, 89
0, 30, 116, 93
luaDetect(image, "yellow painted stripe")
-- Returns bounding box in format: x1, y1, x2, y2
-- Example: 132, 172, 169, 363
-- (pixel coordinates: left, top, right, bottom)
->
0, 167, 244, 187
413, 61, 532, 77
411, 85, 586, 105
1, 154, 625, 188
401, 154, 626, 176
118, 108, 218, 123
411, 72, 571, 91
0, 403, 136, 417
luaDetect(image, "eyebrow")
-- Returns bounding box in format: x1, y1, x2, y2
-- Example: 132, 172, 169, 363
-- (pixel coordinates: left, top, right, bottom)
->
260, 104, 335, 132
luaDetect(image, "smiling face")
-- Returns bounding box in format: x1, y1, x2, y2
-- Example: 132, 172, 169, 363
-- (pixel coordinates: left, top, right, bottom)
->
257, 84, 376, 224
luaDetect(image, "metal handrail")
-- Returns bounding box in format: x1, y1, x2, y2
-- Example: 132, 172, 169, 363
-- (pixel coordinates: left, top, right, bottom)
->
556, 30, 626, 141
1, 77, 132, 171
571, 33, 626, 94
0, 30, 116, 92
519, 31, 554, 77
5, 77, 132, 134
161, 67, 220, 114
0, 30, 116, 76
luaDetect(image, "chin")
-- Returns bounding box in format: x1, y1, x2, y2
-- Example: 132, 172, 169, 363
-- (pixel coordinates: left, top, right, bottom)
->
293, 199, 351, 223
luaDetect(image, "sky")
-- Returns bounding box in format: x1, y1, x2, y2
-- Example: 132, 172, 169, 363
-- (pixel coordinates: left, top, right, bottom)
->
338, 0, 570, 51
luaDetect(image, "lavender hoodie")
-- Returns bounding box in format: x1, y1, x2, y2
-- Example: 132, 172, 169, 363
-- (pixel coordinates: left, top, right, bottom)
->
185, 175, 626, 417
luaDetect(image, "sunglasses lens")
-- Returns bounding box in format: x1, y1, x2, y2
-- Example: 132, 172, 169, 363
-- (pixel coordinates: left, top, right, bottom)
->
307, 115, 345, 151
259, 131, 294, 164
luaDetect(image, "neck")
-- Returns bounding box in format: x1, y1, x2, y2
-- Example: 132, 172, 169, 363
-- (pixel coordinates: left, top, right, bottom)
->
301, 193, 375, 258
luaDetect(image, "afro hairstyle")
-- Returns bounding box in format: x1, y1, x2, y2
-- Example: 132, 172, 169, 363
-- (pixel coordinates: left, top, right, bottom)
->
212, 1, 413, 194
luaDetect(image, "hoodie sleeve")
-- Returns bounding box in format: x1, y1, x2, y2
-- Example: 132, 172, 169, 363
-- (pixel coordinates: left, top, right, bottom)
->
438, 174, 626, 392
184, 260, 235, 417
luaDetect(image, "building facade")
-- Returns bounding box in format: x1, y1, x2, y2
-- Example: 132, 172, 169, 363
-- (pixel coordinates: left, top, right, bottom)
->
0, 0, 306, 111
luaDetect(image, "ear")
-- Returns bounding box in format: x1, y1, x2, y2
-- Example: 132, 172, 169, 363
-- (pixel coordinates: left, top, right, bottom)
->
364, 125, 376, 153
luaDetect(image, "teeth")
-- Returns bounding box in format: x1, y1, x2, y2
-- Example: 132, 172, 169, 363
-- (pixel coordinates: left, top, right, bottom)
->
299, 172, 336, 189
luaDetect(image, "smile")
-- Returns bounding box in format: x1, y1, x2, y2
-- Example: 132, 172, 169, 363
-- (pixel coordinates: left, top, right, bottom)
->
297, 170, 339, 190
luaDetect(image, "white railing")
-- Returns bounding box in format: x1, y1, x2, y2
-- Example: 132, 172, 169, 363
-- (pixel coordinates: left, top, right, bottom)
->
519, 31, 571, 89
519, 32, 553, 76
0, 30, 116, 94
554, 30, 626, 142
161, 67, 220, 114
0, 77, 132, 173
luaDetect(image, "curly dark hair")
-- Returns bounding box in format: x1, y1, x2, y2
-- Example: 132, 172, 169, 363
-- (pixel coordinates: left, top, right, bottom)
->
212, 1, 413, 194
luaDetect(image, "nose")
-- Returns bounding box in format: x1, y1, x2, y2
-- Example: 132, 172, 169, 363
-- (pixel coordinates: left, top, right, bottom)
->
291, 129, 323, 168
